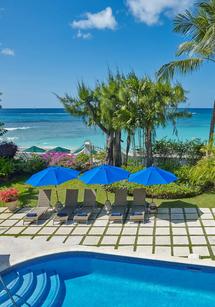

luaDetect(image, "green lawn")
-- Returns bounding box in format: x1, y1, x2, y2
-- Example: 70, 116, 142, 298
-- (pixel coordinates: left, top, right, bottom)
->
0, 176, 214, 208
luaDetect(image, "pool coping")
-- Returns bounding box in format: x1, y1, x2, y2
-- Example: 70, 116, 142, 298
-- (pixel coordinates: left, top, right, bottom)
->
1, 236, 215, 273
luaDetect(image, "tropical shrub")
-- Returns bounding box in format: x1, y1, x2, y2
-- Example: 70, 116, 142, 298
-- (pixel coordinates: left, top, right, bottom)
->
109, 181, 202, 199
73, 153, 92, 171
189, 156, 215, 188
16, 155, 47, 174
0, 142, 18, 159
123, 164, 144, 173
153, 138, 204, 165
93, 150, 106, 164
0, 157, 15, 178
0, 188, 19, 203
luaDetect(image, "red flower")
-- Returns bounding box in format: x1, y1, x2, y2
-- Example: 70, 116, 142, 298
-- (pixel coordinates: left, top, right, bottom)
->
0, 188, 19, 203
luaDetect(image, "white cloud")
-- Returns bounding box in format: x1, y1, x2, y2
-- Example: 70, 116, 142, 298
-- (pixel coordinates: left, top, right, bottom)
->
71, 7, 117, 30
1, 48, 15, 56
76, 30, 92, 40
126, 0, 194, 25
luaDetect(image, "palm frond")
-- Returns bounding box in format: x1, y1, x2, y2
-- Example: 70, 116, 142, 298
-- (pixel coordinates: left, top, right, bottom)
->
157, 58, 204, 81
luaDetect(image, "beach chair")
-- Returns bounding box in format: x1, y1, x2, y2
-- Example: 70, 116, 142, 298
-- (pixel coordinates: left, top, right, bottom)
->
53, 189, 78, 224
83, 189, 96, 208
129, 205, 145, 222
109, 189, 128, 222
23, 189, 51, 224
129, 188, 146, 222
132, 188, 146, 206
113, 189, 128, 206
109, 205, 127, 223
73, 189, 96, 223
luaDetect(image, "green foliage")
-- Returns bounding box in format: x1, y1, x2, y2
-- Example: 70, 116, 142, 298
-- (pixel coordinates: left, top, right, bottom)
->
153, 138, 204, 166
93, 150, 106, 164
157, 0, 215, 81
122, 164, 144, 173
0, 157, 15, 178
109, 180, 202, 199
15, 155, 47, 175
76, 153, 90, 164
73, 153, 92, 171
189, 156, 215, 187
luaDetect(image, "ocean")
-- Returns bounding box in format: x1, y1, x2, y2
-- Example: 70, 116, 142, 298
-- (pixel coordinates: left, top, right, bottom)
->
0, 108, 212, 150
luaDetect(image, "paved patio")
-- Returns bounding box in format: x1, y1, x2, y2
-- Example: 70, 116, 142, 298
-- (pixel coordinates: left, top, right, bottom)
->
1, 206, 215, 259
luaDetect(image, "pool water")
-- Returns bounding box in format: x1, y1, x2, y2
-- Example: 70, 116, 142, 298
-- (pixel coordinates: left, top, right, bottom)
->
1, 252, 215, 306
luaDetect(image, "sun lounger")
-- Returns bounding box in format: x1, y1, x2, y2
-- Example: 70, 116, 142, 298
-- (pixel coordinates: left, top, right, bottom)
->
129, 205, 145, 222
23, 189, 51, 224
108, 189, 128, 222
132, 188, 146, 206
113, 189, 128, 206
53, 189, 78, 224
109, 205, 127, 222
73, 189, 97, 223
73, 207, 92, 223
83, 189, 96, 208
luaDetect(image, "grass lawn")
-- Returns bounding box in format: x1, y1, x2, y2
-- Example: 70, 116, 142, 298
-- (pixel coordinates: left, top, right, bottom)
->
0, 175, 214, 208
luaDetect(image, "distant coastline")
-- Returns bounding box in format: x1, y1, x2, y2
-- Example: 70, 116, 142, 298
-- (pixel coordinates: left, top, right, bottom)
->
0, 108, 212, 149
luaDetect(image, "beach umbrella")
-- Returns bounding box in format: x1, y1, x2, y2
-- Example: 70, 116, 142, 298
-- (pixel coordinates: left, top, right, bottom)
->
79, 164, 130, 201
24, 146, 46, 153
26, 166, 80, 201
48, 146, 70, 153
129, 166, 177, 203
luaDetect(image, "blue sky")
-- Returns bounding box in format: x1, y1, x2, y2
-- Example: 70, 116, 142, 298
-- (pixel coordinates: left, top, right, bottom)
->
0, 0, 214, 108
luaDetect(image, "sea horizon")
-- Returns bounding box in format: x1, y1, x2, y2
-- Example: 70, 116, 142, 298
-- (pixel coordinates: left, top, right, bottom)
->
0, 107, 212, 150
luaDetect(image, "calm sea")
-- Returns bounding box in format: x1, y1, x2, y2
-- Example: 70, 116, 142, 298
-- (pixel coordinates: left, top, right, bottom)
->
0, 108, 212, 150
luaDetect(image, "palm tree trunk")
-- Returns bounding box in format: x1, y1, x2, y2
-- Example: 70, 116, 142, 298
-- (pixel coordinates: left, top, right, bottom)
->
105, 131, 114, 165
113, 130, 122, 166
125, 132, 131, 166
208, 101, 215, 154
145, 127, 153, 167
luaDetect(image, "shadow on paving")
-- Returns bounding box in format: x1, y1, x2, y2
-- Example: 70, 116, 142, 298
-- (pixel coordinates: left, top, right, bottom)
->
158, 200, 203, 224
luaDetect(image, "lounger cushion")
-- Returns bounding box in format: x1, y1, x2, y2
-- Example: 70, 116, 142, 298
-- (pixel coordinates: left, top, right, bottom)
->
132, 211, 143, 215
111, 212, 122, 216
26, 212, 37, 217
57, 212, 67, 217
77, 212, 88, 216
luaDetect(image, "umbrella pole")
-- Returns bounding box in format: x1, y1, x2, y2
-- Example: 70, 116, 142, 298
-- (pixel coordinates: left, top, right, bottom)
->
55, 185, 59, 202
105, 189, 109, 202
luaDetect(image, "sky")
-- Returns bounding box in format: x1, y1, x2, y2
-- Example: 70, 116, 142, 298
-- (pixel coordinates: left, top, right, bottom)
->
0, 0, 214, 108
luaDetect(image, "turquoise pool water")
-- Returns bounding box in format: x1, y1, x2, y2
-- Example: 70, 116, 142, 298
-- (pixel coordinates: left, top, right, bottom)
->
1, 252, 215, 306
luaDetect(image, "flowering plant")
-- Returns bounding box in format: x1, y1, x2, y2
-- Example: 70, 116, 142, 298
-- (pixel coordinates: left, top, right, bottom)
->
0, 188, 19, 203
42, 152, 76, 168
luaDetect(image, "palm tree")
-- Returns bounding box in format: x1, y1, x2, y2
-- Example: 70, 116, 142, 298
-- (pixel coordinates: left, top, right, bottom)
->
157, 0, 215, 147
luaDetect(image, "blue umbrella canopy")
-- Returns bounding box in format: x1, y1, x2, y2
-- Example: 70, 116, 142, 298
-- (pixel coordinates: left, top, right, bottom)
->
80, 164, 130, 185
26, 166, 80, 187
129, 166, 177, 186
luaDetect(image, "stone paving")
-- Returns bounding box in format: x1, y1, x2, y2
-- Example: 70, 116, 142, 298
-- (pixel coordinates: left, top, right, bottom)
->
1, 206, 215, 259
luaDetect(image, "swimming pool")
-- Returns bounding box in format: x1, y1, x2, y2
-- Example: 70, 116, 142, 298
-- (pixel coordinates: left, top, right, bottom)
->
1, 251, 215, 306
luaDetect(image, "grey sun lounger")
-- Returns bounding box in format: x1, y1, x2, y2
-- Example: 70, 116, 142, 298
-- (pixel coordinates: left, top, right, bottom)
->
109, 189, 128, 222
23, 189, 52, 224
53, 189, 78, 224
113, 189, 128, 206
129, 205, 145, 222
73, 189, 96, 223
109, 205, 127, 222
82, 189, 97, 208
132, 188, 146, 206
